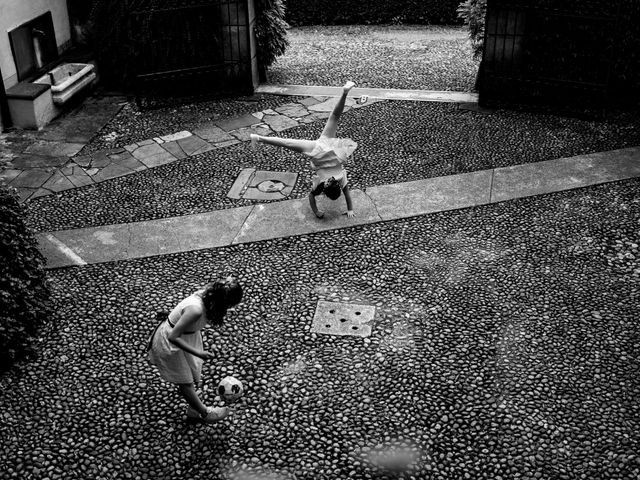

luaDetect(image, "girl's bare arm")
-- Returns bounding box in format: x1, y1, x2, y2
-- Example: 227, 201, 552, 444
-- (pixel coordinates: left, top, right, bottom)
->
343, 185, 355, 217
167, 305, 213, 359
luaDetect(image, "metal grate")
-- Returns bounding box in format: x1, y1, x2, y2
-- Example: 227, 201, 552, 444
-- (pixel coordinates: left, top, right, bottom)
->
128, 0, 253, 108
311, 301, 376, 338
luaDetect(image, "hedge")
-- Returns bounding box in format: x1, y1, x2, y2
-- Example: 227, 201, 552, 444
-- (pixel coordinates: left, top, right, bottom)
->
0, 181, 51, 372
284, 0, 463, 26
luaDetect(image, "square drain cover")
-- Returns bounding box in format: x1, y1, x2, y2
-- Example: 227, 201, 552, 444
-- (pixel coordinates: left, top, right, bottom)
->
227, 168, 297, 200
311, 301, 375, 337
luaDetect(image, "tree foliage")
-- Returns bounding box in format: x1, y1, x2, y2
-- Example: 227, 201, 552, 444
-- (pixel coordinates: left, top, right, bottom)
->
254, 0, 290, 69
457, 0, 487, 59
0, 181, 51, 372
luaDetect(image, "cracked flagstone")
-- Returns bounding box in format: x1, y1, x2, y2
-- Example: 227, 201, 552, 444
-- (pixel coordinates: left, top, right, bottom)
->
155, 131, 192, 143
90, 162, 138, 182
230, 125, 272, 142
9, 168, 53, 188
41, 171, 76, 192
11, 154, 68, 169
165, 135, 214, 157
275, 102, 310, 118
24, 140, 85, 157
130, 143, 176, 168
216, 113, 262, 131
262, 114, 300, 132
193, 125, 236, 143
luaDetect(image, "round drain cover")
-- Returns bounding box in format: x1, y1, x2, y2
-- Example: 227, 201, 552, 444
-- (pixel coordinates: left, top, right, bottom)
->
257, 180, 286, 193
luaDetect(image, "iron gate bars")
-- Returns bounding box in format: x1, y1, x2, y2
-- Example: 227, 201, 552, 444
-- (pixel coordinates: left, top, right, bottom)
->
128, 0, 254, 108
479, 0, 625, 111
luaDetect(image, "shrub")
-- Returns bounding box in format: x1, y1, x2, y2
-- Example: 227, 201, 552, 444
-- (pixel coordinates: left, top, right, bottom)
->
457, 0, 487, 59
254, 0, 290, 71
0, 181, 51, 372
284, 0, 462, 26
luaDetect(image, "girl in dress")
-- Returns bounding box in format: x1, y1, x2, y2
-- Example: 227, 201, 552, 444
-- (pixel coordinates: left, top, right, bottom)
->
251, 81, 358, 219
148, 277, 243, 423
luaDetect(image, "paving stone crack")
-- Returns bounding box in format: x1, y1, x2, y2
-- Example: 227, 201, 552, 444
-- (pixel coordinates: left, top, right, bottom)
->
178, 142, 189, 157
125, 223, 133, 258
172, 224, 183, 253
240, 169, 257, 198
231, 205, 257, 244
362, 188, 384, 222
489, 168, 496, 203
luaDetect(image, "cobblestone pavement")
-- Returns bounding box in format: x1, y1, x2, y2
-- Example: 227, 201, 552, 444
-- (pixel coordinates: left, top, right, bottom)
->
1, 178, 639, 479
1, 84, 639, 480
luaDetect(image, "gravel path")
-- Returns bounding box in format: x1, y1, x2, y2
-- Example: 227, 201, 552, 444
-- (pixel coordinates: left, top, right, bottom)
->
267, 25, 479, 92
3, 178, 640, 479
24, 101, 640, 232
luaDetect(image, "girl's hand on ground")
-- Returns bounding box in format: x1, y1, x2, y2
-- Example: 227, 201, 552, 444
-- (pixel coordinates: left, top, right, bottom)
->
346, 210, 356, 218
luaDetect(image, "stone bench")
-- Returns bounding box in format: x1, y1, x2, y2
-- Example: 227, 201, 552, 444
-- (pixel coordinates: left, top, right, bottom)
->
6, 81, 57, 130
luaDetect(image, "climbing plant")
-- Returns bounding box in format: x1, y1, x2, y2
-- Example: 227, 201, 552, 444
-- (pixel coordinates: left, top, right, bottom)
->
457, 0, 487, 59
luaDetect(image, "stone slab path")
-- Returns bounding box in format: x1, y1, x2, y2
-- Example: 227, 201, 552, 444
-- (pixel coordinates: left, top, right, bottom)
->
37, 146, 640, 269
0, 97, 125, 201
0, 94, 383, 202
1, 86, 480, 203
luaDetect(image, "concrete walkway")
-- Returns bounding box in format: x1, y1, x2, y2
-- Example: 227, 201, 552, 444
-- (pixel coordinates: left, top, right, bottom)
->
37, 146, 640, 269
256, 84, 479, 103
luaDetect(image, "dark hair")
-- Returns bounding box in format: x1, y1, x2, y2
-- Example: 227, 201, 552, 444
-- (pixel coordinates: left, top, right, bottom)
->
200, 277, 243, 325
324, 178, 342, 200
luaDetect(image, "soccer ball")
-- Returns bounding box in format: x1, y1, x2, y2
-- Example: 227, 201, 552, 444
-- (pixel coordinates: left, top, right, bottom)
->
217, 376, 244, 403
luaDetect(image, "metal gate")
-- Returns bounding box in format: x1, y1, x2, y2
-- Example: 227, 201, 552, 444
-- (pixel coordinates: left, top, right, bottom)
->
128, 0, 256, 108
479, 0, 626, 110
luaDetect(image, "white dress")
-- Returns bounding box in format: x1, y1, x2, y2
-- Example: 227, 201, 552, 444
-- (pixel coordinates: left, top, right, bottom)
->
148, 293, 208, 384
304, 136, 357, 189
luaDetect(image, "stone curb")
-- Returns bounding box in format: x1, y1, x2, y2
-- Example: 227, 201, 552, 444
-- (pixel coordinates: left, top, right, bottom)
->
37, 146, 640, 269
256, 84, 479, 103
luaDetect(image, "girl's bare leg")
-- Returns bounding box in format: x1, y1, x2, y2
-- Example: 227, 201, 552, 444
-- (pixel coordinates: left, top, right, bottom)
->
321, 81, 356, 139
251, 134, 316, 155
179, 383, 208, 416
